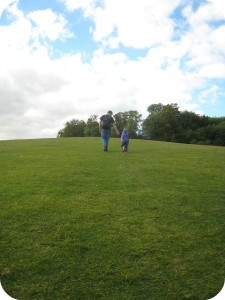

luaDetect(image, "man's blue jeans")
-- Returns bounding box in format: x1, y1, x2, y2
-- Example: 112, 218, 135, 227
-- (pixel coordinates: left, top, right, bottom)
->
101, 129, 111, 148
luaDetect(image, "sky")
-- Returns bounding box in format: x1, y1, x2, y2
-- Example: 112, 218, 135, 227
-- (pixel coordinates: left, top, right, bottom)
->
0, 0, 225, 140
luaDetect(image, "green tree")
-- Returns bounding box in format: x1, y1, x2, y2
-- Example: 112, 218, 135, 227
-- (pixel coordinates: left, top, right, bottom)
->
160, 104, 181, 141
57, 119, 86, 137
84, 115, 99, 137
179, 111, 211, 143
143, 103, 181, 142
214, 122, 225, 146
114, 110, 142, 138
126, 110, 142, 138
147, 103, 164, 115
113, 112, 127, 134
180, 111, 203, 131
190, 122, 225, 146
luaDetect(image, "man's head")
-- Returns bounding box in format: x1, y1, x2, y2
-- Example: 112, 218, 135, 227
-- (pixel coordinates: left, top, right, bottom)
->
107, 110, 113, 115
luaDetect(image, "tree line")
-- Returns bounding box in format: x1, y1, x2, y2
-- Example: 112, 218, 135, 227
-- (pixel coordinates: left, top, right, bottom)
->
57, 104, 225, 146
57, 110, 142, 139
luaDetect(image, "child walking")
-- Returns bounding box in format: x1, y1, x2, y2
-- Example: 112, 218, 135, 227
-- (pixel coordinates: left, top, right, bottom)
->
121, 128, 129, 152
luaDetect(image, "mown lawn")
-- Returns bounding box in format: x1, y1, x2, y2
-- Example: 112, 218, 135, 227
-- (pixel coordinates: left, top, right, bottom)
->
0, 137, 224, 300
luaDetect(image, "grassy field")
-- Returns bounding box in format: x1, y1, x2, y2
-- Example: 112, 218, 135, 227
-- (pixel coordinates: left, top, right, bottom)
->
0, 137, 224, 300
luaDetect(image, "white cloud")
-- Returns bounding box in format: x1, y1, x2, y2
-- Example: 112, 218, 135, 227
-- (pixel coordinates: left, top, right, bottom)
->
200, 85, 219, 100
211, 25, 225, 53
27, 9, 74, 41
0, 0, 18, 17
0, 10, 31, 55
78, 0, 180, 48
60, 0, 97, 12
184, 0, 225, 25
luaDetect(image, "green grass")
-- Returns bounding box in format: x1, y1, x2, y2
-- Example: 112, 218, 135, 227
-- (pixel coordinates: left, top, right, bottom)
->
0, 137, 224, 300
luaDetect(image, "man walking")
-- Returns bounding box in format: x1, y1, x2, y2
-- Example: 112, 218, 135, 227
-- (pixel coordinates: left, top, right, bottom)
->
99, 110, 119, 151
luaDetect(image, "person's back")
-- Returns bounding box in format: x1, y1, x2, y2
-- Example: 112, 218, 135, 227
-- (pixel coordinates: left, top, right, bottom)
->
100, 114, 114, 130
99, 110, 119, 151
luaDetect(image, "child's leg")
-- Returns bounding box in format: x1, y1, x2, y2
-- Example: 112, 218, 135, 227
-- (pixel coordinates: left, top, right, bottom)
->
121, 141, 127, 152
121, 141, 125, 151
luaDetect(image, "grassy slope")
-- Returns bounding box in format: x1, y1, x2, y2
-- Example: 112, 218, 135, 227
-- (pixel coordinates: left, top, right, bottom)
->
0, 138, 224, 300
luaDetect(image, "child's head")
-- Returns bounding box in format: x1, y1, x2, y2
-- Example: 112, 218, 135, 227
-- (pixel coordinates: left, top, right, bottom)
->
123, 128, 128, 133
